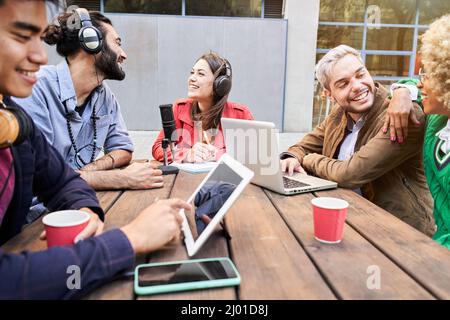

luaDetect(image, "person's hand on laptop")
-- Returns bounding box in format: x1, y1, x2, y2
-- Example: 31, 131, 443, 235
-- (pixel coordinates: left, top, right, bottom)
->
280, 157, 306, 176
185, 143, 217, 163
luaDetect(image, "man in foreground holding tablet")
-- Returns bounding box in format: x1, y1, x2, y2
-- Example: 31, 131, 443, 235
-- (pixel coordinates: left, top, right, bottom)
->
280, 45, 435, 236
0, 0, 191, 299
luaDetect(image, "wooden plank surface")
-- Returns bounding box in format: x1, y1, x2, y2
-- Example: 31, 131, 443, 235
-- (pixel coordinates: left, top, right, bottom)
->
1, 191, 123, 254
143, 171, 236, 300
317, 188, 450, 299
266, 190, 434, 299
7, 169, 449, 300
226, 184, 336, 299
84, 174, 176, 300
1, 216, 47, 254
96, 191, 123, 213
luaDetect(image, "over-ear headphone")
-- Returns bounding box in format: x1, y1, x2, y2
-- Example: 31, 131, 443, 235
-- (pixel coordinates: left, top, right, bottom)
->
213, 59, 232, 97
75, 8, 103, 54
0, 103, 33, 149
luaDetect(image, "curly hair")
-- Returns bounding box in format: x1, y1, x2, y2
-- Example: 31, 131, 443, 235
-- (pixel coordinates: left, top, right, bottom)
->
420, 14, 450, 110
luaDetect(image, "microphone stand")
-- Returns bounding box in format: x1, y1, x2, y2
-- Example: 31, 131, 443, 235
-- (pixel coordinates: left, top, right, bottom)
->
158, 138, 179, 175
170, 141, 175, 161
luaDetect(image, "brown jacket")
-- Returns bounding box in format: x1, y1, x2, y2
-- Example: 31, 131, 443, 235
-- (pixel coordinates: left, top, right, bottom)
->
286, 84, 435, 236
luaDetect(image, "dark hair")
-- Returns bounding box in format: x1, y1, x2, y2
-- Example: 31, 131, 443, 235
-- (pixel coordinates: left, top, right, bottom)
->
191, 52, 232, 130
43, 10, 112, 57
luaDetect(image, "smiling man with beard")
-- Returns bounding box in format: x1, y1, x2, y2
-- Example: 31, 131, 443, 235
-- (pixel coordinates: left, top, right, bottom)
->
280, 45, 435, 236
13, 9, 163, 199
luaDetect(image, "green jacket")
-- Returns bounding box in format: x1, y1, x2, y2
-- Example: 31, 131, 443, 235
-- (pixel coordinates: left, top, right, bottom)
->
397, 78, 450, 247
423, 114, 450, 248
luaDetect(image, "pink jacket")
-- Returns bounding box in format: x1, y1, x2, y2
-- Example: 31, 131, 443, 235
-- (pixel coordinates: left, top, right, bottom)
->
152, 98, 254, 162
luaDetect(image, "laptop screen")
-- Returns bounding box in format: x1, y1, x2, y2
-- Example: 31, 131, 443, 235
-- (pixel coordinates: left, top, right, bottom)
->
222, 118, 280, 176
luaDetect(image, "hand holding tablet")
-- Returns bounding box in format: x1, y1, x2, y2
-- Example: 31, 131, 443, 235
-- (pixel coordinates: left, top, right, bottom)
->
134, 154, 253, 296
180, 153, 254, 256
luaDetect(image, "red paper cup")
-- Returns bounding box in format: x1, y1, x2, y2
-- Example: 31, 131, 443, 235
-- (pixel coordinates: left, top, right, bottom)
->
311, 197, 349, 244
43, 210, 90, 247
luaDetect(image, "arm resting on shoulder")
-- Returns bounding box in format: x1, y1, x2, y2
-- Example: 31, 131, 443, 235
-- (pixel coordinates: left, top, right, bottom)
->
302, 120, 425, 189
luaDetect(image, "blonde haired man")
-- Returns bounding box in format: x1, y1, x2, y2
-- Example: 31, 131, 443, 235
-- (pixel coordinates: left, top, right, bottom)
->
281, 45, 435, 236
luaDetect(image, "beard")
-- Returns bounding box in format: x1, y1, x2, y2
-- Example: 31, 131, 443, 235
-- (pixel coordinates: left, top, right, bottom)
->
95, 42, 126, 81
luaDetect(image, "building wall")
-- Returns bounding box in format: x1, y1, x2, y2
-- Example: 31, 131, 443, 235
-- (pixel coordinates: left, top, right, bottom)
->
283, 0, 320, 132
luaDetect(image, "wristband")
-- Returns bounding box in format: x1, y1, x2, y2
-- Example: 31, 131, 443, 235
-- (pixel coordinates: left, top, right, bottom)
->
390, 83, 418, 101
106, 153, 116, 169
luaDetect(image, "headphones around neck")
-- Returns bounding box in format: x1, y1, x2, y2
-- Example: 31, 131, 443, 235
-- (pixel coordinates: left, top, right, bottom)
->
213, 58, 232, 97
75, 8, 103, 54
0, 101, 33, 149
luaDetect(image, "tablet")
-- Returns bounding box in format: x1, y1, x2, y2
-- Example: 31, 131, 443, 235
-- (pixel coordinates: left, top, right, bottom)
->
180, 153, 254, 256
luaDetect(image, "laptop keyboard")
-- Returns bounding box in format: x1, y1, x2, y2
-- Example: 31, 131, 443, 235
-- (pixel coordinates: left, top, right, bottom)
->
283, 176, 311, 189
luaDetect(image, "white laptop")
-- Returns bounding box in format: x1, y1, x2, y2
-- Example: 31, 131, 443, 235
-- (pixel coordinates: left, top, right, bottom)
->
221, 118, 337, 195
180, 153, 254, 256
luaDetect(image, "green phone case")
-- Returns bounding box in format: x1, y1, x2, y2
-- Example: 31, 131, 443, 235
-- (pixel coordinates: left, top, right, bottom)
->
134, 257, 241, 296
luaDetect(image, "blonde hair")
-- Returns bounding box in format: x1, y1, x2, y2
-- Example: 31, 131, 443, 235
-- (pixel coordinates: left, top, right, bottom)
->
315, 45, 363, 90
420, 14, 450, 110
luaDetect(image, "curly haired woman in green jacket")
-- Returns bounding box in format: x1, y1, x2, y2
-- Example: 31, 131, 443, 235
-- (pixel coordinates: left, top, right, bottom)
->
418, 14, 450, 248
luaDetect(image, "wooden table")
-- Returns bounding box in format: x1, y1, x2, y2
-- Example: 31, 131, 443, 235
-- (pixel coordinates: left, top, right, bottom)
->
4, 171, 450, 300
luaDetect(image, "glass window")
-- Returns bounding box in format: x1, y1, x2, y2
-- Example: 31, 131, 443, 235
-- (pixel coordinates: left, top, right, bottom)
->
367, 0, 416, 24
104, 0, 182, 15
416, 27, 428, 55
317, 25, 364, 49
66, 0, 100, 11
315, 53, 326, 64
263, 0, 283, 18
312, 80, 329, 128
415, 28, 428, 74
366, 27, 414, 51
365, 55, 410, 77
313, 0, 449, 128
319, 0, 365, 22
186, 0, 262, 17
419, 0, 450, 25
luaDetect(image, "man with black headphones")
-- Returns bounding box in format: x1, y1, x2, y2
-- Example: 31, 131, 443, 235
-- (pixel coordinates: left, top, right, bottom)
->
13, 8, 163, 193
0, 0, 190, 299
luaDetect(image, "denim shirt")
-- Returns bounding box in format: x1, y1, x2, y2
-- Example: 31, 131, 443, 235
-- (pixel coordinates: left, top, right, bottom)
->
13, 60, 134, 169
